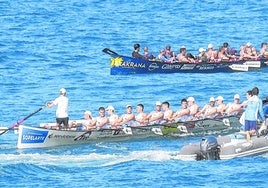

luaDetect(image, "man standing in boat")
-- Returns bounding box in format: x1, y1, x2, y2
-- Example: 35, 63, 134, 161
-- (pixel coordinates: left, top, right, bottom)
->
46, 88, 69, 130
243, 87, 265, 140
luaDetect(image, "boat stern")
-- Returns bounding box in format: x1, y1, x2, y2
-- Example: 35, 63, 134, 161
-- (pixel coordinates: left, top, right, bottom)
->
17, 125, 49, 149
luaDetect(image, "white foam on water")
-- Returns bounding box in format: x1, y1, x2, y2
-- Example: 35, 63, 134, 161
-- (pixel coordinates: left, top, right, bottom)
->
0, 153, 119, 167
260, 152, 268, 158
95, 142, 129, 151
101, 150, 176, 167
0, 149, 181, 167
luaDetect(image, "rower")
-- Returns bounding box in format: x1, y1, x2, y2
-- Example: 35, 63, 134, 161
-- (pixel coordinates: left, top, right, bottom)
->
94, 107, 109, 129
106, 105, 120, 129
224, 94, 242, 116
195, 97, 217, 119
187, 97, 199, 120
173, 98, 190, 122
117, 104, 135, 127
260, 42, 268, 58
215, 96, 226, 117
71, 110, 96, 131
132, 43, 144, 59
147, 101, 164, 125
161, 101, 174, 123
134, 104, 148, 126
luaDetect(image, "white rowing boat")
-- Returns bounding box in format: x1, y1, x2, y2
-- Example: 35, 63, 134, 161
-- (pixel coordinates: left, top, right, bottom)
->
17, 115, 241, 149
17, 124, 163, 149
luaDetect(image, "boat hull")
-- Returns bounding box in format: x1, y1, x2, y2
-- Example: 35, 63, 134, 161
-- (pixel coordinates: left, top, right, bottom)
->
17, 125, 160, 149
17, 115, 241, 149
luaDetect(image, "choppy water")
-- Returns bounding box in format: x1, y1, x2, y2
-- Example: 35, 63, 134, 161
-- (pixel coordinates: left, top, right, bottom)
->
0, 0, 268, 187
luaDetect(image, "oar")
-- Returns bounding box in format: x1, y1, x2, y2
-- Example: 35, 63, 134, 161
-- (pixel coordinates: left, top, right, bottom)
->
0, 105, 46, 136
102, 48, 119, 56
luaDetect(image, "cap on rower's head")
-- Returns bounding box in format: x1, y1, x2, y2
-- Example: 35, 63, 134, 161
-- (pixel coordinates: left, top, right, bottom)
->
106, 105, 115, 111
209, 97, 215, 102
60, 88, 66, 94
155, 101, 162, 106
126, 104, 132, 108
144, 46, 148, 51
234, 94, 240, 99
84, 110, 92, 116
208, 43, 213, 49
187, 97, 195, 102
199, 48, 206, 53
216, 96, 224, 101
246, 42, 252, 47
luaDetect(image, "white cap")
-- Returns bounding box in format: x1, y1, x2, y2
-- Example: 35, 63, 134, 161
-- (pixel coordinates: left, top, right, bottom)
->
208, 44, 213, 49
59, 88, 66, 94
199, 48, 206, 53
209, 97, 215, 102
246, 42, 252, 47
216, 96, 224, 101
234, 94, 240, 99
106, 105, 115, 111
84, 110, 92, 116
155, 101, 162, 106
187, 97, 195, 102
180, 45, 186, 49
126, 104, 132, 108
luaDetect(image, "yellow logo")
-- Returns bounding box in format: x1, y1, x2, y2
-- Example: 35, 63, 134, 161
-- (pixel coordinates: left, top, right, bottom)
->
110, 57, 123, 67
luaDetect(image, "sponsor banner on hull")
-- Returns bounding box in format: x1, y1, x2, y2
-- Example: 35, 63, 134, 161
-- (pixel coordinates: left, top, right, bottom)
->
21, 128, 48, 144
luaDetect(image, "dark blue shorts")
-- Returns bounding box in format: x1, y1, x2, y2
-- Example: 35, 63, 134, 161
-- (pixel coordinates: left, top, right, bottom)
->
244, 120, 257, 131
56, 117, 69, 127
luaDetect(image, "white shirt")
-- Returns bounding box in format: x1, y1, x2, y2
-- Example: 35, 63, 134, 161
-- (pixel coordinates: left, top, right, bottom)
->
53, 95, 69, 118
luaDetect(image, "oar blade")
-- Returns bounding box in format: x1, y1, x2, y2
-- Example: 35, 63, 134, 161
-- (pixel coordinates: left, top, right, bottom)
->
0, 127, 9, 135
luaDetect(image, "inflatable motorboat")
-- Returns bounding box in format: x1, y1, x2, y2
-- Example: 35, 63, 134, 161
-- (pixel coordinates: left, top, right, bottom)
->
177, 97, 268, 160
177, 133, 268, 160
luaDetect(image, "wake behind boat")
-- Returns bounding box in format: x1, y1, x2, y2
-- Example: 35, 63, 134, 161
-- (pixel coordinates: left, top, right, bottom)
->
17, 115, 241, 149
103, 48, 268, 75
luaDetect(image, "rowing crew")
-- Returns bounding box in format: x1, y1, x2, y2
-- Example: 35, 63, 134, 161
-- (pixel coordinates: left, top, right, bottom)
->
132, 42, 268, 63
65, 95, 244, 131
46, 87, 265, 132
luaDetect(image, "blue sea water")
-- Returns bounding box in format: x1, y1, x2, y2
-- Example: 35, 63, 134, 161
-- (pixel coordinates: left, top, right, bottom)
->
0, 0, 268, 187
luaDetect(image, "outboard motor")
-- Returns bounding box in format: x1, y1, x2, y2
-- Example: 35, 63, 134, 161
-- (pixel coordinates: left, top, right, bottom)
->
199, 136, 220, 160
